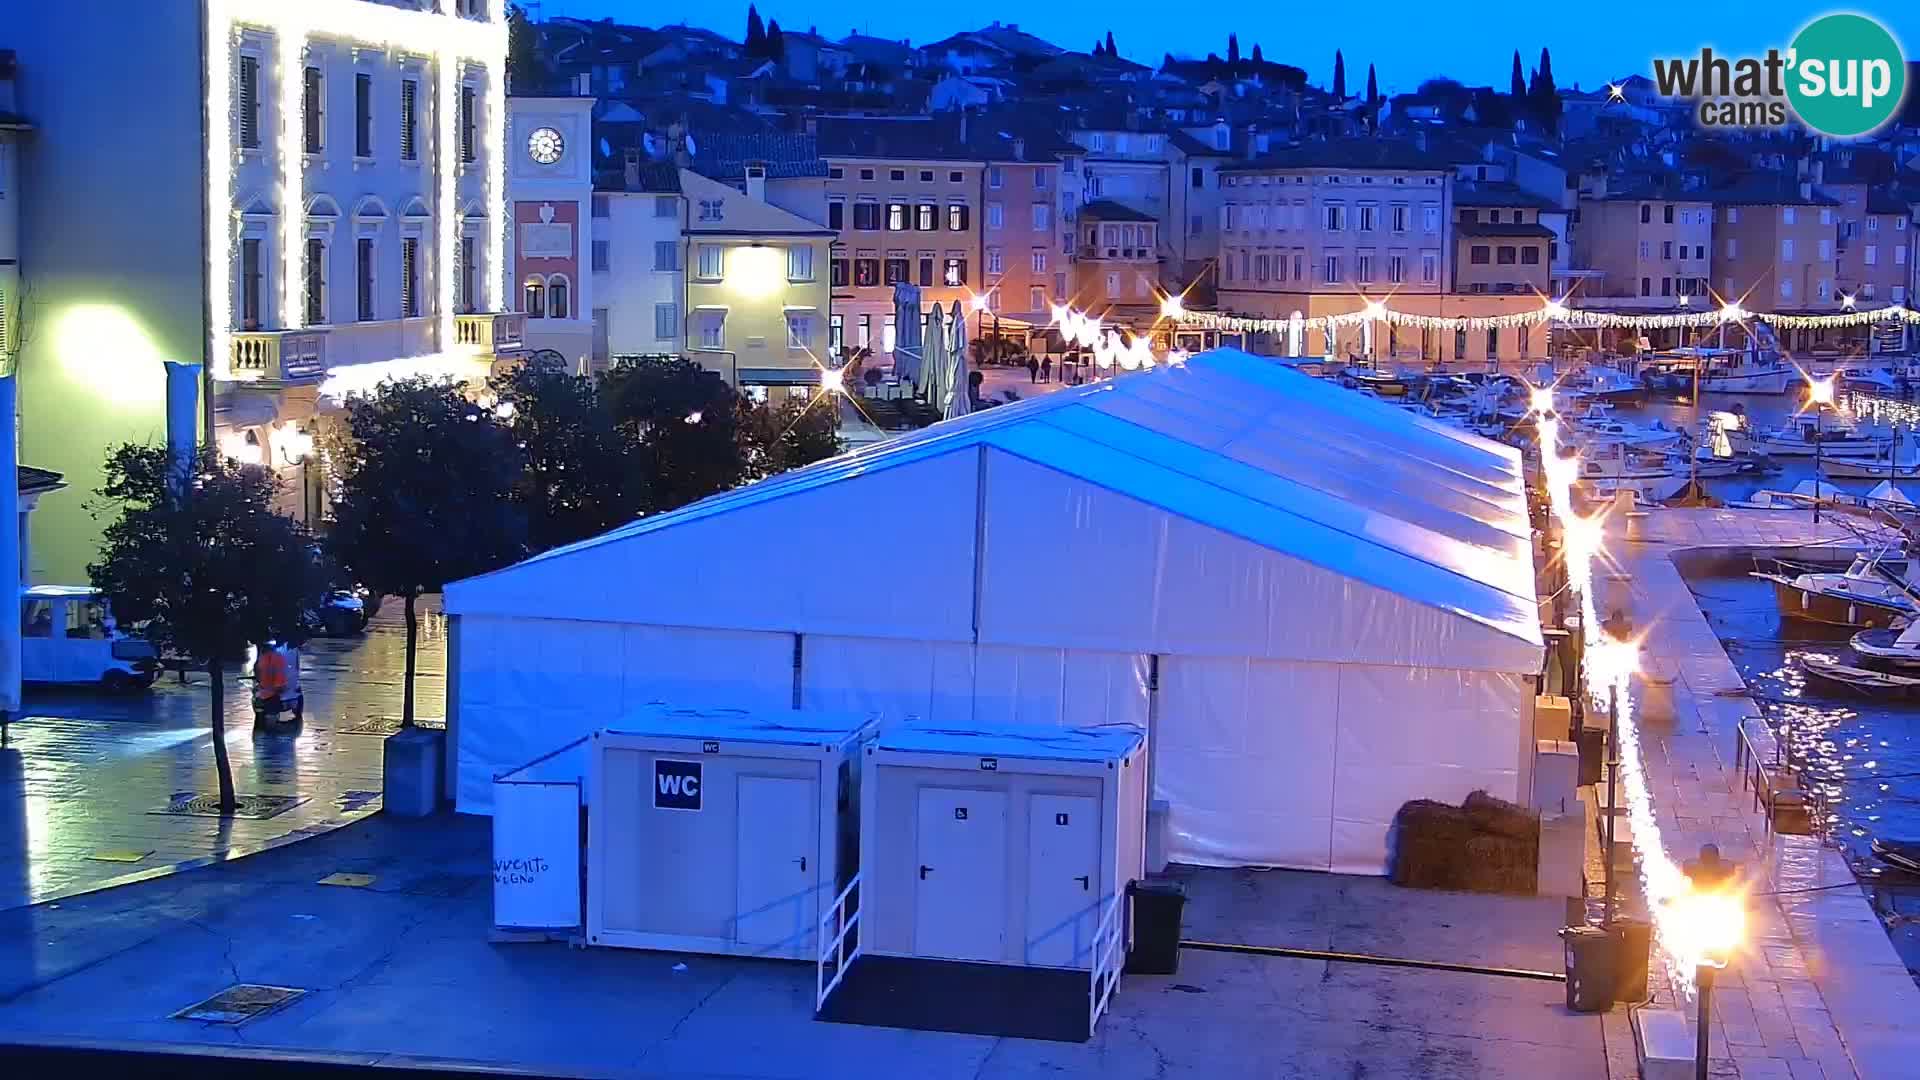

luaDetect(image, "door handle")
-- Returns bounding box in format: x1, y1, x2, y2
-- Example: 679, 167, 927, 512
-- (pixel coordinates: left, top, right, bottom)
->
796, 856, 807, 872
919, 864, 933, 880
1076, 875, 1090, 891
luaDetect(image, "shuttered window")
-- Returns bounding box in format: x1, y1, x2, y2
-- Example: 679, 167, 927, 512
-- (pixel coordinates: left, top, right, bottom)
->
356, 239, 375, 321
304, 239, 326, 325
238, 56, 261, 149
400, 80, 418, 161
354, 73, 373, 157
400, 238, 419, 318
302, 67, 322, 153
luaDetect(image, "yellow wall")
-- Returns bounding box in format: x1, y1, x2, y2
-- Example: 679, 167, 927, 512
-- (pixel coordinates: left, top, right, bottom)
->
680, 169, 835, 381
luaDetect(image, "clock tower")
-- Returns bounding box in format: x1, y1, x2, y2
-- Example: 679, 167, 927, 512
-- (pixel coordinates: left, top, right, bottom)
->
507, 95, 598, 368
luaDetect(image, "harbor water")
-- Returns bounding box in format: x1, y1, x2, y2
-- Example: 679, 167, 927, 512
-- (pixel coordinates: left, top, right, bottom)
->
1610, 388, 1920, 977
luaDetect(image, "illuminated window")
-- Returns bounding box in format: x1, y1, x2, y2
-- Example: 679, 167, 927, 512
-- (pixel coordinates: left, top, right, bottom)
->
522, 276, 545, 318
546, 274, 569, 319
696, 244, 724, 280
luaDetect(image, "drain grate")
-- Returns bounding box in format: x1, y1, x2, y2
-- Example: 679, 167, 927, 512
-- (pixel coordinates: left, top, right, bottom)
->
151, 792, 308, 820
335, 716, 446, 736
173, 983, 306, 1025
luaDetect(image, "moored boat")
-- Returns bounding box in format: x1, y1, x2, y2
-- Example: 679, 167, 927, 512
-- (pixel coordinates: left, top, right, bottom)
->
1751, 552, 1920, 628
1849, 619, 1920, 670
1800, 654, 1920, 697
1871, 837, 1920, 875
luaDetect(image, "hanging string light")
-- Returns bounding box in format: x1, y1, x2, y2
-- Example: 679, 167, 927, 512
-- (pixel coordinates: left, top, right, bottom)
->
1174, 299, 1920, 336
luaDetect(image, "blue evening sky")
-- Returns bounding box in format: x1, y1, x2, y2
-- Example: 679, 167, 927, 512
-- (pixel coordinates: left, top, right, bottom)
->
522, 1, 1920, 96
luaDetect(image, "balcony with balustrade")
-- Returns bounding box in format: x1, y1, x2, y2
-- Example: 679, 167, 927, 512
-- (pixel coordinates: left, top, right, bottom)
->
228, 329, 330, 386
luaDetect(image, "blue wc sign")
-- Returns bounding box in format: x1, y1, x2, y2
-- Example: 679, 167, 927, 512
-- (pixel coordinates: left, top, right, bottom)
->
654, 759, 703, 811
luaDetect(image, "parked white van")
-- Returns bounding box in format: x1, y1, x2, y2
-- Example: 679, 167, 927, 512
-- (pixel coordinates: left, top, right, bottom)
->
21, 586, 159, 692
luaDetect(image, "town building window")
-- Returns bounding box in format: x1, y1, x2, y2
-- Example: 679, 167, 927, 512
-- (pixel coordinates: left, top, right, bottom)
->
1454, 327, 1467, 358
859, 168, 874, 181
1323, 255, 1341, 283
828, 201, 845, 229
857, 313, 871, 346
303, 67, 324, 153
1640, 204, 1651, 224
944, 257, 968, 286
988, 165, 1003, 189
460, 85, 476, 163
1325, 205, 1345, 231
699, 199, 725, 222
948, 204, 970, 231
788, 246, 814, 281
1391, 205, 1407, 233
916, 204, 937, 231
654, 303, 677, 340
829, 313, 844, 352
547, 275, 569, 319
1032, 248, 1047, 273
1662, 241, 1673, 260
523, 276, 545, 318
400, 79, 419, 161
459, 236, 475, 313
1358, 205, 1376, 231
1663, 204, 1674, 224
787, 313, 813, 349
891, 169, 906, 181
986, 202, 1003, 229
1033, 203, 1050, 230
1387, 253, 1405, 283
355, 73, 373, 157
887, 202, 908, 231
697, 310, 725, 348
696, 244, 725, 280
238, 54, 262, 149
918, 256, 935, 287
1420, 250, 1438, 283
303, 238, 326, 324
400, 237, 420, 317
655, 196, 677, 218
1470, 246, 1490, 265
853, 202, 880, 230
592, 240, 610, 273
1521, 246, 1540, 265
654, 240, 679, 271
357, 238, 377, 320
854, 257, 880, 286
986, 247, 1003, 275
1639, 276, 1650, 297
1496, 246, 1516, 265
884, 255, 909, 284
831, 257, 850, 286
949, 170, 964, 183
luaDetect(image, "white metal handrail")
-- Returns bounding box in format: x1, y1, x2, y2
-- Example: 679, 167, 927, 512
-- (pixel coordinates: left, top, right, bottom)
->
1088, 891, 1125, 1037
816, 872, 862, 1012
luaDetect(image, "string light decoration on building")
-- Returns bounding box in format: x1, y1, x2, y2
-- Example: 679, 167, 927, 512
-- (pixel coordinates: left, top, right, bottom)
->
1175, 298, 1920, 337
206, 0, 508, 379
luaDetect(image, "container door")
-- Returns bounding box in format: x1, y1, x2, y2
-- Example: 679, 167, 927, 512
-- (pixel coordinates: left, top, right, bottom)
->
735, 775, 817, 948
1025, 794, 1100, 968
913, 787, 1007, 962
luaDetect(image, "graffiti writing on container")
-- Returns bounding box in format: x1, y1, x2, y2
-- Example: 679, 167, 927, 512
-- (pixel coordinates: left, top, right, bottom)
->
493, 856, 550, 885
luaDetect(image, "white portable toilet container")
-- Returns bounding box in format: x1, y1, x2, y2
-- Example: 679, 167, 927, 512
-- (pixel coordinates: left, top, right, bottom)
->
854, 722, 1148, 970
585, 705, 876, 960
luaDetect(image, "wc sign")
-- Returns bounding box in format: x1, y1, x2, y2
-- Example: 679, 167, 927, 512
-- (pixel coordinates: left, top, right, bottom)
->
654, 759, 703, 811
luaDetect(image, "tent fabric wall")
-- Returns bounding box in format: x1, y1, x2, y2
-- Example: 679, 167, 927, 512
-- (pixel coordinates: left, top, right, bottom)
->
1155, 657, 1533, 873
455, 615, 793, 811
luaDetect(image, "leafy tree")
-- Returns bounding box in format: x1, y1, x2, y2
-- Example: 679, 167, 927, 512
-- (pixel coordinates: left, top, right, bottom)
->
1227, 33, 1240, 65
1333, 49, 1346, 100
600, 356, 752, 512
328, 379, 527, 729
89, 445, 326, 811
1104, 31, 1116, 58
737, 396, 843, 479
1510, 50, 1527, 99
745, 4, 766, 54
766, 19, 787, 64
489, 357, 646, 553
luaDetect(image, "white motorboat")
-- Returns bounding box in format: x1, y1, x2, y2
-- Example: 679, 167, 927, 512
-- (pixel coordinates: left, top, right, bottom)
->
1821, 450, 1920, 479
1644, 341, 1796, 395
1751, 550, 1920, 628
1562, 366, 1647, 404
1568, 403, 1686, 451
1572, 444, 1689, 504
1835, 365, 1904, 396
1851, 618, 1920, 671
1728, 415, 1893, 458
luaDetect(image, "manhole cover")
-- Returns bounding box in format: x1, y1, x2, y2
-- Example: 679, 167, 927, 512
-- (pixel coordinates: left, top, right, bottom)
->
335, 716, 447, 736
173, 983, 306, 1025
334, 790, 382, 813
150, 792, 308, 820
318, 872, 376, 888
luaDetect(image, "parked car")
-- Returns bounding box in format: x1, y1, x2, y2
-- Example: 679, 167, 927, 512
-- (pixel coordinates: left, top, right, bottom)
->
306, 587, 374, 637
20, 586, 158, 692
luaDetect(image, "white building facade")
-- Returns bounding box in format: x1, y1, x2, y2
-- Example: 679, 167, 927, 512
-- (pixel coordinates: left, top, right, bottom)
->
11, 0, 522, 572
593, 160, 685, 361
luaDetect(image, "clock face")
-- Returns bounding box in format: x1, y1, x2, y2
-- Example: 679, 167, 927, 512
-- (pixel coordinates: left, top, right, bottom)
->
527, 126, 564, 165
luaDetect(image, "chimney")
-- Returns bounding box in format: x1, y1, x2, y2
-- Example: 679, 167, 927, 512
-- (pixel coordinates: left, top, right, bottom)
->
1012, 137, 1026, 161
624, 148, 643, 189
1799, 179, 1812, 201
746, 163, 768, 203
805, 115, 818, 136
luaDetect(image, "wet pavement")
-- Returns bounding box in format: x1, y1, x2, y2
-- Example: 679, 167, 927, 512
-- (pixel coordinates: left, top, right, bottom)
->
0, 597, 446, 911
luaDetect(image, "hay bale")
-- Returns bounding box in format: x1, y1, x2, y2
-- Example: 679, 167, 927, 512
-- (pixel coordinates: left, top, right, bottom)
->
1463, 789, 1538, 840
1463, 834, 1538, 894
1390, 800, 1476, 889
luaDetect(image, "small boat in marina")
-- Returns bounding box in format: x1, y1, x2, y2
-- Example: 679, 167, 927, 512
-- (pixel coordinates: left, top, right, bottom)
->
1643, 343, 1796, 395
1821, 452, 1920, 480
1800, 654, 1920, 697
1561, 366, 1647, 405
1871, 837, 1920, 875
1727, 415, 1893, 458
1567, 403, 1686, 451
1834, 365, 1905, 397
1849, 618, 1920, 670
1752, 550, 1920, 628
1572, 444, 1689, 504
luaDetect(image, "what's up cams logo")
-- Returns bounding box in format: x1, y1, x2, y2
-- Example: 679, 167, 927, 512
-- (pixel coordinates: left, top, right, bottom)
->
1651, 13, 1907, 137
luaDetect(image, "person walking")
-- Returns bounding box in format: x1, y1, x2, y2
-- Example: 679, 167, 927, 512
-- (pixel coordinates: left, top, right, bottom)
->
1041, 355, 1053, 383
1027, 355, 1040, 383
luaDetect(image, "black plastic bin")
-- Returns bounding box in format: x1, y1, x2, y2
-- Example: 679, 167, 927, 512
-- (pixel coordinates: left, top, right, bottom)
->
1560, 925, 1615, 1013
1124, 878, 1187, 975
1611, 917, 1652, 1003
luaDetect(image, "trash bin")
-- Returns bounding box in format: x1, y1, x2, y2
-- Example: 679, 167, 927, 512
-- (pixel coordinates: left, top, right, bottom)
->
1611, 917, 1652, 1003
1560, 925, 1615, 1013
1124, 878, 1187, 975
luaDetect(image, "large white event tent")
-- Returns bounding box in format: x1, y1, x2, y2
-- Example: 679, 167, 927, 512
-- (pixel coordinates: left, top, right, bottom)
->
443, 349, 1544, 874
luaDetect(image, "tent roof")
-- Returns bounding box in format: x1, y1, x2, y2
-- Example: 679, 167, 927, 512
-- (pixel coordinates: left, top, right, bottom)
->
449, 350, 1542, 668
606, 704, 878, 746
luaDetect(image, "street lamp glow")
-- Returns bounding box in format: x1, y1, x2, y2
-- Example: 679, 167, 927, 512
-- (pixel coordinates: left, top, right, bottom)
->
1160, 294, 1186, 320
685, 410, 702, 425
1807, 375, 1836, 407
1677, 294, 1690, 307
1718, 301, 1747, 322
1528, 384, 1557, 416
1543, 298, 1570, 320
1362, 299, 1387, 320
820, 368, 845, 395
1665, 885, 1746, 964
968, 291, 991, 314
1049, 302, 1072, 327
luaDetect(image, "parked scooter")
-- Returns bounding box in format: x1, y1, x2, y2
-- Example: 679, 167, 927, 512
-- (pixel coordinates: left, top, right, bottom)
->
251, 640, 305, 730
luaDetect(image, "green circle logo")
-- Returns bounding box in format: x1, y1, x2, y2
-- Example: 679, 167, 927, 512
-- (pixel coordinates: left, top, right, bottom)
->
1787, 14, 1906, 137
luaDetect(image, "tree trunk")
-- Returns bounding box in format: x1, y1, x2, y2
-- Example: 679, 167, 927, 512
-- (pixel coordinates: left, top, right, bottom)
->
209, 655, 236, 812
401, 591, 418, 728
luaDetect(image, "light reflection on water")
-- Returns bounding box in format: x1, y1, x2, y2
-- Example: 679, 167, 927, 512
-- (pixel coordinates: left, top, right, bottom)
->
1685, 569, 1920, 975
